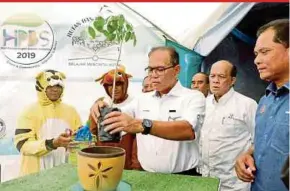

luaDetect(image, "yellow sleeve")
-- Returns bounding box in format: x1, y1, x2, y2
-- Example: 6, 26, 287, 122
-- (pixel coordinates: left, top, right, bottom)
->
72, 107, 82, 131
14, 109, 50, 157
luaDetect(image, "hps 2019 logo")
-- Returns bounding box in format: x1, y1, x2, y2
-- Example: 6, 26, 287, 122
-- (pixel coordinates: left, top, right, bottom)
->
0, 13, 56, 68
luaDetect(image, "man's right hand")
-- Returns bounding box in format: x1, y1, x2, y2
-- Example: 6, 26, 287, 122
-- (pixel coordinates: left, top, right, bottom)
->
235, 152, 256, 182
53, 133, 72, 148
90, 100, 108, 123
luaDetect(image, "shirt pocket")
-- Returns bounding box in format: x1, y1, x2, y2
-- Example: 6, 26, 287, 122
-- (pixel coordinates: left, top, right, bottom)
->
221, 116, 245, 138
270, 121, 289, 155
140, 109, 153, 120
168, 110, 182, 122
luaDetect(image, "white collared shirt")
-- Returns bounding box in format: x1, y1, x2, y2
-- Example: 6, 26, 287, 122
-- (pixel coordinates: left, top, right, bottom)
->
200, 88, 257, 191
123, 81, 206, 173
104, 95, 134, 108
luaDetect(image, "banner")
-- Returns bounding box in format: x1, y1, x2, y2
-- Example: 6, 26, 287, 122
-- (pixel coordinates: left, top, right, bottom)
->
0, 3, 164, 182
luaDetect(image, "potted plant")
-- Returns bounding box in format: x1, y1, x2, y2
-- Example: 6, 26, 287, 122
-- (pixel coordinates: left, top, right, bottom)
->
77, 8, 137, 191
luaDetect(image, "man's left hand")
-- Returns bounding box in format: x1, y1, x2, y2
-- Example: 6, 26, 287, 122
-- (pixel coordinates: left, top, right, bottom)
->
101, 111, 143, 134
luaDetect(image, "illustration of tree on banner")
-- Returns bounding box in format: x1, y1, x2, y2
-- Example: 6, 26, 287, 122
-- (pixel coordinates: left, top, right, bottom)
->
88, 6, 137, 106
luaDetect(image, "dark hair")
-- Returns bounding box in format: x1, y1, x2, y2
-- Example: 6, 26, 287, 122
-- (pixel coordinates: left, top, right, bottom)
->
148, 46, 179, 66
142, 76, 149, 86
230, 65, 237, 77
194, 72, 209, 84
257, 19, 289, 48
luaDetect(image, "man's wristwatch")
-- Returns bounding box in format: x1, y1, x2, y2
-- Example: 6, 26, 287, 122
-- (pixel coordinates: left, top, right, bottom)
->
45, 139, 57, 151
142, 119, 153, 135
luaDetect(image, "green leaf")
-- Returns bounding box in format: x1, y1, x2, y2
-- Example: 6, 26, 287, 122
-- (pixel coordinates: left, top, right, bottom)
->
132, 33, 137, 46
119, 33, 124, 42
117, 25, 123, 34
130, 32, 135, 40
118, 15, 125, 26
126, 23, 132, 31
107, 33, 116, 41
103, 30, 109, 37
93, 16, 105, 31
107, 20, 117, 33
133, 38, 137, 46
88, 26, 96, 39
125, 32, 131, 42
116, 34, 121, 42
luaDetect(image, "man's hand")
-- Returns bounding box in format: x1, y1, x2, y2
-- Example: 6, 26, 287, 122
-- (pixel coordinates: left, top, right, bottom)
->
53, 133, 72, 148
90, 100, 108, 123
101, 111, 143, 135
235, 151, 256, 182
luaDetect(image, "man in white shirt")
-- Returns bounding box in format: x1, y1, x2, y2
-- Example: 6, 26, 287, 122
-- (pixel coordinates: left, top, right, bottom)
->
90, 46, 205, 175
142, 76, 154, 93
200, 60, 258, 191
191, 72, 210, 97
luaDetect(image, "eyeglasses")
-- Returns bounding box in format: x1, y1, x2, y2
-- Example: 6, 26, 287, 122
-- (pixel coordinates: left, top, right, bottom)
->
145, 65, 175, 76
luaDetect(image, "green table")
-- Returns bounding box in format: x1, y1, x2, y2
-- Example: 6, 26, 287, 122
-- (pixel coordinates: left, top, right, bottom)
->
0, 164, 220, 191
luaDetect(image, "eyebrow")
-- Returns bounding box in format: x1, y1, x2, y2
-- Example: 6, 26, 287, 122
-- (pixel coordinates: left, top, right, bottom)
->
254, 47, 272, 53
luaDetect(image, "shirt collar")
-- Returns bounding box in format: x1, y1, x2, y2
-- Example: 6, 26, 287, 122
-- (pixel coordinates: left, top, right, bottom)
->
265, 81, 290, 96
153, 81, 182, 98
211, 87, 235, 105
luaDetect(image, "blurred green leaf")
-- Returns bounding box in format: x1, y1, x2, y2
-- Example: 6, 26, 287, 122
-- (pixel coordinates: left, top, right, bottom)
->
125, 32, 131, 42
107, 33, 116, 41
116, 34, 121, 42
133, 35, 137, 46
130, 32, 136, 41
126, 23, 132, 31
93, 16, 105, 32
107, 20, 117, 33
103, 30, 109, 37
87, 14, 136, 45
117, 25, 123, 34
88, 26, 96, 39
118, 15, 125, 26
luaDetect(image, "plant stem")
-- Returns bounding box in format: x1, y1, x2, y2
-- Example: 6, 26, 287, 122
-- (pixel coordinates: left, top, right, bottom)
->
110, 42, 123, 107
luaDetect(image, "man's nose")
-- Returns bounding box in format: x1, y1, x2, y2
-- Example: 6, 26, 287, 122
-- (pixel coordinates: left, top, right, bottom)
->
210, 77, 219, 84
254, 55, 261, 66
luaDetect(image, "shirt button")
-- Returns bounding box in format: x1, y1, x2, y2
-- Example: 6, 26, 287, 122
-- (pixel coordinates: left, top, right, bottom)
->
270, 116, 273, 119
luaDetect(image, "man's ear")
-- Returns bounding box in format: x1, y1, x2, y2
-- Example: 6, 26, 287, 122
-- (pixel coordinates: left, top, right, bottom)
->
35, 71, 44, 80
231, 77, 237, 86
174, 65, 180, 78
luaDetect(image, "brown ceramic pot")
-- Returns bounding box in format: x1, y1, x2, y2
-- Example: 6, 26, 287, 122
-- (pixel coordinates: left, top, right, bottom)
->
77, 146, 125, 191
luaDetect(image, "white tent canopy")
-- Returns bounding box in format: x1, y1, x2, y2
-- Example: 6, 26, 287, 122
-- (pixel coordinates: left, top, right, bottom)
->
193, 3, 256, 56
124, 2, 233, 51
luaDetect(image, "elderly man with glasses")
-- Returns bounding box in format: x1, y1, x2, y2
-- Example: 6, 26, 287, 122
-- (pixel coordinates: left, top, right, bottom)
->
90, 46, 205, 175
